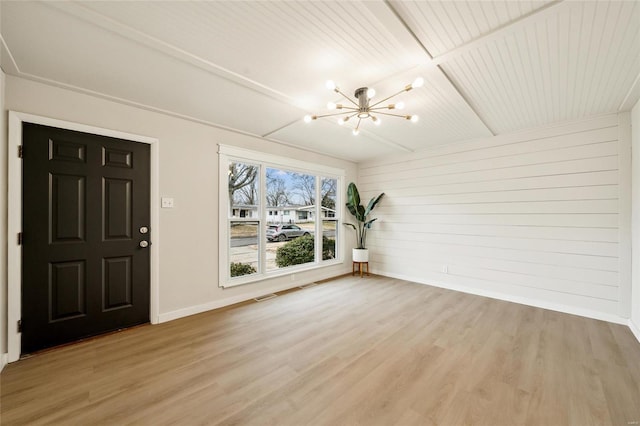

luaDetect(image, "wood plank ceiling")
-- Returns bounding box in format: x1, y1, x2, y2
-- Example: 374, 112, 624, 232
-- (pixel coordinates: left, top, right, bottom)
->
1, 1, 638, 162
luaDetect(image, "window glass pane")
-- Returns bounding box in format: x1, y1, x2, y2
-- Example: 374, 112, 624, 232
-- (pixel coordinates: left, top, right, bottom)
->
321, 177, 338, 261
228, 161, 259, 279
228, 162, 259, 219
321, 177, 337, 215
229, 221, 259, 278
322, 220, 337, 260
267, 168, 316, 271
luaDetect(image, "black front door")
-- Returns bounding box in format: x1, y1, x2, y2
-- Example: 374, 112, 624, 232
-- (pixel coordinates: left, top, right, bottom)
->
21, 123, 151, 354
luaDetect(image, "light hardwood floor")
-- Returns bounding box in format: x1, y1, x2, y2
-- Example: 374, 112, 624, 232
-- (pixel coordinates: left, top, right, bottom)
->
2, 275, 640, 425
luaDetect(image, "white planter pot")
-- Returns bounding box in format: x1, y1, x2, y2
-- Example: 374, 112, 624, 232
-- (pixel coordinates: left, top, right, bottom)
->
352, 248, 369, 263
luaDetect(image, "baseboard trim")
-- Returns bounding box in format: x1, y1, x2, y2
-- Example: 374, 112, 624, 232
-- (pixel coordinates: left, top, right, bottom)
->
159, 296, 250, 323
1, 353, 8, 372
375, 270, 628, 326
629, 319, 640, 344
158, 273, 344, 323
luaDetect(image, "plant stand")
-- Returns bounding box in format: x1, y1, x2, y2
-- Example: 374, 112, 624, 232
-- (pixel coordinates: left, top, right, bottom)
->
352, 261, 369, 278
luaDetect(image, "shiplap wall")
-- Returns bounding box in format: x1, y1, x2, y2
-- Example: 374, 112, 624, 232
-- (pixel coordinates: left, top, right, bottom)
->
631, 101, 640, 338
359, 114, 629, 321
0, 71, 6, 369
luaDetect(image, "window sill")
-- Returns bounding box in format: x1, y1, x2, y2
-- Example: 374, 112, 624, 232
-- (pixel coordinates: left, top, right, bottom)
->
221, 259, 344, 289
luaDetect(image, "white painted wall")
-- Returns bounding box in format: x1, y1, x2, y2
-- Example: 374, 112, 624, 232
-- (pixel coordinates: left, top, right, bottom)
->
2, 76, 357, 342
631, 100, 640, 340
359, 114, 631, 323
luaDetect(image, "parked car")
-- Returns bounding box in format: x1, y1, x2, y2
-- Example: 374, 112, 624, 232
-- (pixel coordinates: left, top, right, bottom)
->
266, 224, 310, 242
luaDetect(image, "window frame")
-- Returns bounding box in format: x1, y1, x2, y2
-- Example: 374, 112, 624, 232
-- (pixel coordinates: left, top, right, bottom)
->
218, 144, 344, 288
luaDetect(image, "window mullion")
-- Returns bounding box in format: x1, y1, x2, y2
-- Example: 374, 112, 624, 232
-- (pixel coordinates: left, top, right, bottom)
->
315, 174, 322, 264
219, 154, 230, 287
259, 164, 267, 274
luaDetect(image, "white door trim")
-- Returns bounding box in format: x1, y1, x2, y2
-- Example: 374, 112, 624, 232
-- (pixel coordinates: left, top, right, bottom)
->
7, 111, 161, 362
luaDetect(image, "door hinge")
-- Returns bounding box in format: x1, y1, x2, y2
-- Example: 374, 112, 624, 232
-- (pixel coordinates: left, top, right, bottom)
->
18, 145, 23, 158
17, 232, 23, 245
17, 320, 22, 333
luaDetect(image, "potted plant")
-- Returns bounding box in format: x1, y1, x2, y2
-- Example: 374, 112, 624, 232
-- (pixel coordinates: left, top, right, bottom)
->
344, 182, 384, 263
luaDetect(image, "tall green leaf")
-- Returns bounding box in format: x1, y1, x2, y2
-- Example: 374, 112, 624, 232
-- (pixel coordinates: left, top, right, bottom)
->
346, 182, 360, 209
364, 193, 385, 217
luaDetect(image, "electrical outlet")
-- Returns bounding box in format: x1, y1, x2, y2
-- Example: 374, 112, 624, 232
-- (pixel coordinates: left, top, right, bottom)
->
442, 265, 448, 274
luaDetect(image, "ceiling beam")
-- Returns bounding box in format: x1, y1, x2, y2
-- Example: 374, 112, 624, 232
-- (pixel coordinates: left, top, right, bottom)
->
0, 34, 20, 75
430, 0, 568, 67
619, 71, 640, 112
382, 0, 496, 136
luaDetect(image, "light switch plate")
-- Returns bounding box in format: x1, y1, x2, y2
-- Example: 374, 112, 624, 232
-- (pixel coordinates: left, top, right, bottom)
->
161, 197, 174, 208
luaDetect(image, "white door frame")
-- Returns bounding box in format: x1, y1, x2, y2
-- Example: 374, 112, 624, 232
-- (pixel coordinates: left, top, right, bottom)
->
7, 111, 161, 362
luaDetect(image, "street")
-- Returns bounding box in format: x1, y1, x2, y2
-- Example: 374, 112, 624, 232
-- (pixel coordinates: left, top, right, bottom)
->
230, 230, 336, 247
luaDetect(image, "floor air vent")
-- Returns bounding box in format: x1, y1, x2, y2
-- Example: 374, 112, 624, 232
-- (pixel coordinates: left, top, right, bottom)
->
254, 294, 277, 302
299, 283, 317, 289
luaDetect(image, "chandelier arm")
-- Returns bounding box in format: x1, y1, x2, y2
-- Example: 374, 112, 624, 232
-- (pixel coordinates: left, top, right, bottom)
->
334, 88, 359, 107
369, 106, 402, 111
373, 111, 412, 118
369, 88, 409, 108
355, 118, 362, 131
311, 111, 359, 119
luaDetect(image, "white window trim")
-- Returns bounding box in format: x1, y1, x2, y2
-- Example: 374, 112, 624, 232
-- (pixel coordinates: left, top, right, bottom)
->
218, 144, 344, 288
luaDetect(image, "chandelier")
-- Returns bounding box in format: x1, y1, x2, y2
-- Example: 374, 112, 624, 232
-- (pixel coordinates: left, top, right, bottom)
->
304, 77, 424, 135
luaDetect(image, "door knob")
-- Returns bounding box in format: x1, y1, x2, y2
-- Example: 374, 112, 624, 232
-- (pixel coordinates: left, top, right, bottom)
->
139, 240, 150, 248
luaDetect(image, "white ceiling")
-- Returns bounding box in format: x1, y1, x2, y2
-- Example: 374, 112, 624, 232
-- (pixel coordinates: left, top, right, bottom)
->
1, 1, 639, 162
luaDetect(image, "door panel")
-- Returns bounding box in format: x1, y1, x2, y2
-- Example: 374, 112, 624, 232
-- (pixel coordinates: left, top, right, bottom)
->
49, 139, 86, 163
103, 147, 133, 168
22, 123, 150, 354
104, 178, 132, 240
103, 256, 133, 310
49, 260, 86, 321
51, 174, 86, 243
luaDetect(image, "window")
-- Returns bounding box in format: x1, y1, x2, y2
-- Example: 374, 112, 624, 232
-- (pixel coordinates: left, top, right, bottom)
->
219, 145, 343, 287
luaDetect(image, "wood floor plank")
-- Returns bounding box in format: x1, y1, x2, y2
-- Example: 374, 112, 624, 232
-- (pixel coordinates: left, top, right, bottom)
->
2, 275, 639, 425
